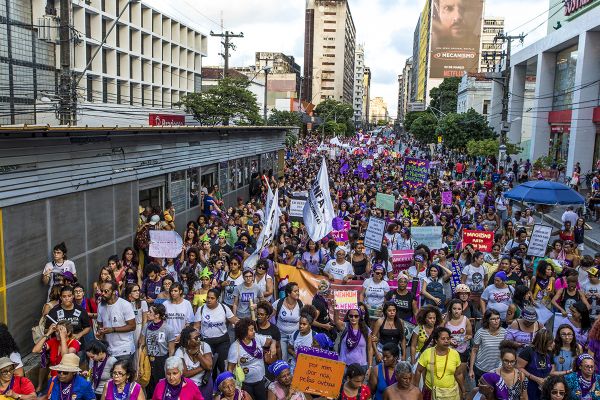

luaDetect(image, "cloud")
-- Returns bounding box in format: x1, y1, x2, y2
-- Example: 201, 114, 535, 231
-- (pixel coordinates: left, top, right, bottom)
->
145, 0, 549, 119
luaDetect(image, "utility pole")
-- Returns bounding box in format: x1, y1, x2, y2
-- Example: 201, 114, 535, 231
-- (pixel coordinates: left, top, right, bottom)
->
58, 0, 73, 125
493, 32, 526, 170
210, 31, 244, 78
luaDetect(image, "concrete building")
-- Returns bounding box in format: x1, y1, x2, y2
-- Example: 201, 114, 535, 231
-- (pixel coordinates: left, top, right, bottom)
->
255, 52, 302, 109
0, 125, 287, 350
30, 0, 208, 126
480, 17, 505, 72
362, 66, 371, 127
0, 1, 58, 125
369, 96, 389, 124
456, 73, 492, 117
353, 44, 365, 127
202, 67, 266, 117
492, 2, 600, 176
398, 58, 413, 125
303, 0, 356, 105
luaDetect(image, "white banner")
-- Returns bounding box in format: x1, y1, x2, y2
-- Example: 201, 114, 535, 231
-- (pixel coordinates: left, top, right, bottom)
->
527, 224, 553, 257
303, 158, 335, 242
264, 179, 274, 224
149, 231, 183, 258
364, 217, 386, 251
290, 198, 306, 219
411, 226, 443, 249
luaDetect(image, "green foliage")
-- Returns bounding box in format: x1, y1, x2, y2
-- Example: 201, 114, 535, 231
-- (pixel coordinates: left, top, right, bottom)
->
404, 111, 426, 131
438, 109, 496, 150
176, 77, 261, 126
429, 78, 460, 115
466, 139, 523, 158
410, 112, 438, 144
314, 99, 355, 136
267, 110, 303, 127
377, 119, 388, 126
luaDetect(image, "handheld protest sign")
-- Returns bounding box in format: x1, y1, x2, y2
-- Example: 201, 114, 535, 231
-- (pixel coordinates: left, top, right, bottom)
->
364, 216, 386, 251
462, 230, 494, 252
334, 290, 358, 310
527, 224, 553, 258
291, 353, 346, 399
375, 193, 395, 211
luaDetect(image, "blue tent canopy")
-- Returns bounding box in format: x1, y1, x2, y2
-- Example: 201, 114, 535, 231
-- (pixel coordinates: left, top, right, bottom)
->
504, 180, 585, 205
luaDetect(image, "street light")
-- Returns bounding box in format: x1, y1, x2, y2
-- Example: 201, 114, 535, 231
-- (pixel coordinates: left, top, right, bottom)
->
263, 65, 272, 123
499, 143, 507, 172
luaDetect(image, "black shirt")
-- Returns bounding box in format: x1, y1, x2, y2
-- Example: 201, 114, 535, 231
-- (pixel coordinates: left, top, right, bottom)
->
385, 291, 415, 322
45, 304, 91, 335
257, 323, 281, 381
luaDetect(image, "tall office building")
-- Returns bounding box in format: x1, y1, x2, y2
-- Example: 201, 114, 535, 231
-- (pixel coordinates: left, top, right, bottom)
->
353, 44, 365, 126
362, 66, 371, 125
303, 0, 356, 106
397, 58, 413, 124
480, 17, 505, 72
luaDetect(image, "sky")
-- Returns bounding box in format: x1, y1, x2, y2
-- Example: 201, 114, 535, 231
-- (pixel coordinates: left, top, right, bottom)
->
145, 0, 552, 119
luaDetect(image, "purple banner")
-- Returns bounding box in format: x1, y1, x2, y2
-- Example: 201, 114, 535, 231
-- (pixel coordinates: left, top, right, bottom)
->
330, 221, 350, 242
296, 346, 339, 361
403, 158, 429, 189
442, 191, 453, 205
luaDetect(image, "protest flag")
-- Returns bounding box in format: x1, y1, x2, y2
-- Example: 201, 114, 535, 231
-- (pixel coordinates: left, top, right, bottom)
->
303, 158, 335, 242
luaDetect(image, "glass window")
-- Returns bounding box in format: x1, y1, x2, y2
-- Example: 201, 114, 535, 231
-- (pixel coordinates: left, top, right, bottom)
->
169, 170, 187, 212
219, 161, 229, 193
553, 45, 578, 110
228, 159, 237, 192
188, 167, 199, 208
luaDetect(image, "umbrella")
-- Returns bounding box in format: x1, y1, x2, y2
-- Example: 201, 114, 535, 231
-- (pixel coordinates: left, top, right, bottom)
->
504, 180, 585, 205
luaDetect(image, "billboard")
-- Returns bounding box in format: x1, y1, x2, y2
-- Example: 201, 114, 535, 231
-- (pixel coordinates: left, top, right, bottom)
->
429, 0, 484, 78
416, 0, 431, 101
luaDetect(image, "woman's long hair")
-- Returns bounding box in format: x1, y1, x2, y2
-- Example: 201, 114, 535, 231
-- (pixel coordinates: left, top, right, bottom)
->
553, 324, 579, 358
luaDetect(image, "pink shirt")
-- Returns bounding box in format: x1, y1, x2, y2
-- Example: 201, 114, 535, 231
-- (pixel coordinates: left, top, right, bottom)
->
151, 378, 204, 400
554, 277, 581, 291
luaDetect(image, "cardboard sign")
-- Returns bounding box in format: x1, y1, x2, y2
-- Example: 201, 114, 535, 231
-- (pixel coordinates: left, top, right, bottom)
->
330, 220, 350, 242
334, 290, 358, 310
364, 217, 386, 251
391, 250, 414, 278
289, 198, 306, 220
376, 193, 396, 211
527, 224, 553, 257
149, 231, 183, 258
403, 157, 430, 189
442, 191, 453, 205
291, 354, 346, 398
411, 226, 443, 249
462, 230, 495, 252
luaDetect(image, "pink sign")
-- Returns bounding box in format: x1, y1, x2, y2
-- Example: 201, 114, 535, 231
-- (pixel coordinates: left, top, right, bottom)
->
442, 191, 452, 205
391, 250, 413, 278
331, 221, 351, 242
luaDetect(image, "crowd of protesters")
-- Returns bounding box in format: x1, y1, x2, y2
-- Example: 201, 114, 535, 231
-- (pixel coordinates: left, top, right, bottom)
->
3, 132, 600, 400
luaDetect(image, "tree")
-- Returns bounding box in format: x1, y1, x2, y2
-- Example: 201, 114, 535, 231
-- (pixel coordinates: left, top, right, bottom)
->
377, 119, 388, 126
267, 110, 303, 146
410, 113, 438, 144
314, 99, 355, 136
404, 111, 426, 131
429, 77, 460, 115
437, 108, 496, 150
466, 139, 522, 158
177, 77, 261, 126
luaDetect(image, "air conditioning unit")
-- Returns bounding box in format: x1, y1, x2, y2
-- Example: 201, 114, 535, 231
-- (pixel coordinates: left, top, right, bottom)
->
37, 16, 58, 42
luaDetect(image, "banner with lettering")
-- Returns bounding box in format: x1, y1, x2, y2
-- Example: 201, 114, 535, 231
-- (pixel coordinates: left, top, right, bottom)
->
410, 226, 443, 249
403, 157, 429, 189
462, 230, 495, 252
391, 250, 413, 277
303, 158, 335, 241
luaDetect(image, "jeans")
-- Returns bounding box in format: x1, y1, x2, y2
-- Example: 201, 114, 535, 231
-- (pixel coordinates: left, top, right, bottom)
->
279, 332, 293, 363
146, 355, 167, 398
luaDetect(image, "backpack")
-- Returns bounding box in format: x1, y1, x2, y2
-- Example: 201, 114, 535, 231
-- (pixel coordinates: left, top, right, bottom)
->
424, 280, 445, 306
135, 226, 151, 250
275, 299, 303, 322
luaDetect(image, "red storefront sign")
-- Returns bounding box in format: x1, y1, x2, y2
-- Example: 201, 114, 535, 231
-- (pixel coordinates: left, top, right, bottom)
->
148, 114, 185, 126
593, 107, 600, 123
462, 230, 495, 252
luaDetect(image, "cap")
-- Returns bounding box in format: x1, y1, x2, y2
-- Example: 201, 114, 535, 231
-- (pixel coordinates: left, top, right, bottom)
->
521, 306, 538, 322
455, 284, 471, 293
588, 267, 600, 277
495, 271, 508, 282
149, 215, 160, 225
414, 255, 425, 263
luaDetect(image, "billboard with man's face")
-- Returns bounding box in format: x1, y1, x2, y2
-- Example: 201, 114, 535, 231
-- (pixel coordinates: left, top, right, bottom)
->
429, 0, 484, 78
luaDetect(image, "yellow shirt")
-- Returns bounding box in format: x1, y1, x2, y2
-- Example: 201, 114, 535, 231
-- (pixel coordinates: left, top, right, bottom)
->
418, 347, 461, 388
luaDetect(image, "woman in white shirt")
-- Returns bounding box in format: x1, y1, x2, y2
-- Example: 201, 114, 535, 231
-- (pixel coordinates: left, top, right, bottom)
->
175, 326, 213, 400
163, 282, 196, 337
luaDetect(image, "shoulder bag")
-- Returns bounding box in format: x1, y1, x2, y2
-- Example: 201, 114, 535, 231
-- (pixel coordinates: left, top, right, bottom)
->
234, 342, 246, 386
428, 348, 460, 400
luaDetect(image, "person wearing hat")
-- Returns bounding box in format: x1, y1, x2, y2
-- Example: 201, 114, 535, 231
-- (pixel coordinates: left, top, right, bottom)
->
213, 371, 251, 400
583, 266, 600, 321
323, 246, 354, 282
360, 264, 390, 319
480, 271, 513, 322
0, 357, 35, 399
41, 353, 95, 400
505, 305, 542, 349
266, 360, 307, 400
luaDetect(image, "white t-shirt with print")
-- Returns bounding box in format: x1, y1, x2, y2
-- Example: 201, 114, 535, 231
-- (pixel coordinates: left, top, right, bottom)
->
362, 278, 390, 308
97, 298, 136, 356
462, 264, 486, 293
174, 343, 212, 386
227, 334, 268, 384
164, 299, 196, 336
323, 260, 353, 280
195, 303, 234, 338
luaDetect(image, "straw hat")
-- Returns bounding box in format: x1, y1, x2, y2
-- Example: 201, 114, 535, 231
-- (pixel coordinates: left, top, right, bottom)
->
49, 353, 81, 372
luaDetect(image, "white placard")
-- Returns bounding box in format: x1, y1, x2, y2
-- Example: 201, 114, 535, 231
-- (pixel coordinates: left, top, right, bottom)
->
364, 217, 386, 251
290, 198, 306, 218
149, 230, 183, 258
411, 226, 443, 249
527, 224, 553, 257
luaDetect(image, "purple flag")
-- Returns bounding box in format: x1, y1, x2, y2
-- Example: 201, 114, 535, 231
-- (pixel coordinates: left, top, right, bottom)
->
296, 346, 339, 361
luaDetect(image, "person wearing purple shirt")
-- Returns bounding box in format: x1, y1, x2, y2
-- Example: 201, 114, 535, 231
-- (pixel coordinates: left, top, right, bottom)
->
141, 263, 163, 303
333, 308, 373, 371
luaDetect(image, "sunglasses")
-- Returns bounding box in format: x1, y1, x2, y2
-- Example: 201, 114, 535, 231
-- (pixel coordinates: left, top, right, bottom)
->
551, 390, 565, 396
256, 266, 267, 270
348, 314, 360, 319
57, 371, 72, 375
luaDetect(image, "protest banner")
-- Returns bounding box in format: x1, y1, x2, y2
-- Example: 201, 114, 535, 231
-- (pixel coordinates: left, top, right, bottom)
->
149, 231, 183, 258
297, 346, 339, 361
442, 191, 453, 205
462, 230, 495, 252
403, 157, 429, 189
291, 354, 346, 398
375, 193, 395, 211
411, 226, 443, 249
391, 250, 413, 278
527, 224, 553, 257
303, 158, 335, 241
334, 290, 358, 310
364, 217, 386, 251
289, 198, 306, 221
330, 220, 350, 242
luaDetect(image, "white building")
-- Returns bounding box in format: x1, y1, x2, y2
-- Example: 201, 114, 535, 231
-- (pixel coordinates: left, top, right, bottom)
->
353, 44, 365, 127
457, 74, 492, 117
480, 17, 505, 72
492, 1, 600, 176
33, 0, 208, 126
397, 58, 413, 125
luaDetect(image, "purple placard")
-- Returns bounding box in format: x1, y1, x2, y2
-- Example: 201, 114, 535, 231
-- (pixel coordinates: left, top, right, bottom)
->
296, 346, 339, 361
442, 191, 452, 205
403, 158, 430, 189
330, 221, 351, 242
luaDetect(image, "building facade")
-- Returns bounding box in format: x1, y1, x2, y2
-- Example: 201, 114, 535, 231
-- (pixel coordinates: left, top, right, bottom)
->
398, 58, 413, 125
353, 44, 365, 127
0, 125, 287, 350
456, 73, 492, 116
0, 0, 57, 125
494, 3, 600, 176
480, 17, 505, 72
369, 96, 389, 124
255, 52, 302, 106
30, 0, 208, 126
362, 66, 371, 125
303, 0, 356, 106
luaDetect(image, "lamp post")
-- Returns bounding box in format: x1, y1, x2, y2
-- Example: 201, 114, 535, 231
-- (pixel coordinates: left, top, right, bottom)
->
263, 66, 271, 123
499, 143, 507, 173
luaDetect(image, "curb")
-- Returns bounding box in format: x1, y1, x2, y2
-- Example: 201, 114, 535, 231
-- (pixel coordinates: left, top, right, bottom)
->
534, 211, 600, 253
